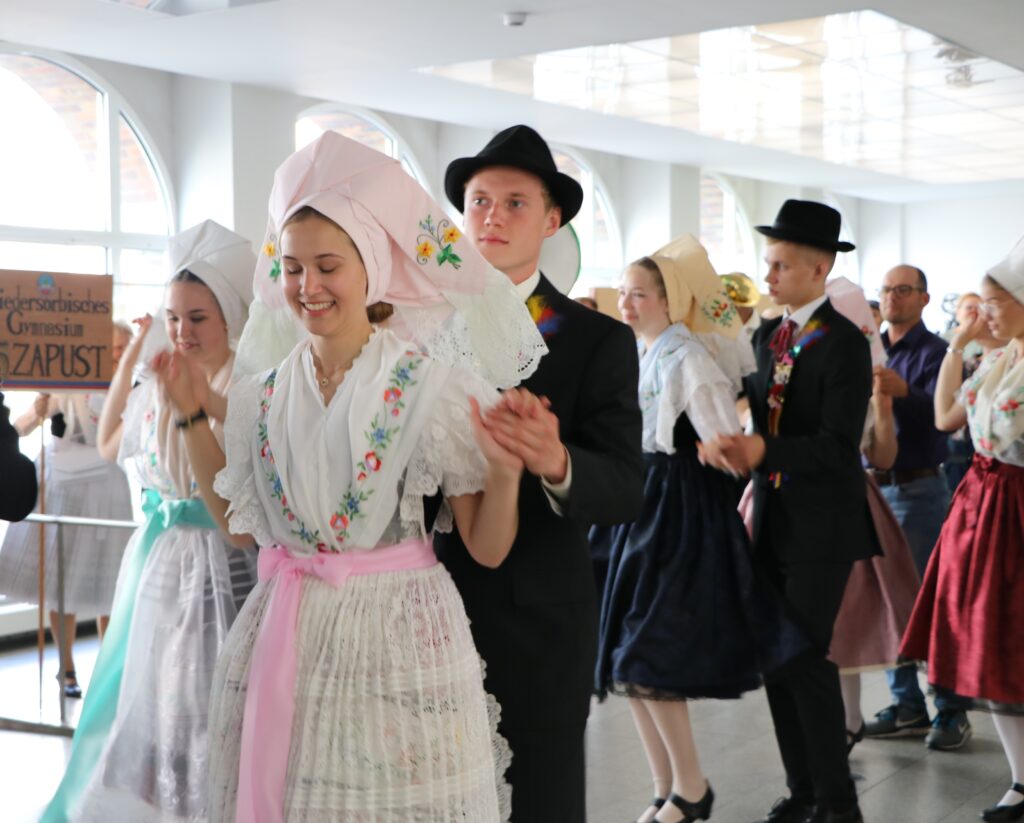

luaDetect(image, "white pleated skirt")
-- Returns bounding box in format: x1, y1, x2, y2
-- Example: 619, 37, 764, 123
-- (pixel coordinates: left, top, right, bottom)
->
0, 456, 134, 615
207, 562, 511, 823
74, 523, 257, 822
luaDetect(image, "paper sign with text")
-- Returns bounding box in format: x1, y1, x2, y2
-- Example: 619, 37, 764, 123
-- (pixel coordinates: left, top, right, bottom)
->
0, 270, 114, 391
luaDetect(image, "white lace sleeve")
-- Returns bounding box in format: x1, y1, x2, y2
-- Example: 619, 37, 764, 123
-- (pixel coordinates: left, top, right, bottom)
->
116, 379, 153, 472
401, 367, 497, 534
213, 373, 274, 546
694, 331, 756, 397
657, 346, 740, 451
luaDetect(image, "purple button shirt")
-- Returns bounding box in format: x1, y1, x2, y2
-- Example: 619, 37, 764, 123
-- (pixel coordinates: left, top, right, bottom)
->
880, 321, 949, 471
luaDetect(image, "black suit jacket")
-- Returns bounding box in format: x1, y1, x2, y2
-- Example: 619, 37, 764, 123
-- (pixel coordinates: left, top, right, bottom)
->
1, 393, 38, 522
745, 299, 876, 566
435, 274, 643, 735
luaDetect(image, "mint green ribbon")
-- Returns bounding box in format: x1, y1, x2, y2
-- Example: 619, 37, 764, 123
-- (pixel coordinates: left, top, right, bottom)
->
41, 490, 215, 822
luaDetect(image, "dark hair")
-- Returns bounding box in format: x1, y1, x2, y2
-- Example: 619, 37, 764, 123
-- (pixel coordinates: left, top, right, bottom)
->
630, 257, 667, 299
868, 300, 880, 310
909, 266, 928, 292
168, 269, 227, 324
171, 268, 205, 285
281, 206, 394, 323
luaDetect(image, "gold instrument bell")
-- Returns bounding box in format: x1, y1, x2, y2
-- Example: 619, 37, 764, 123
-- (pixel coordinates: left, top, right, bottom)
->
719, 272, 761, 308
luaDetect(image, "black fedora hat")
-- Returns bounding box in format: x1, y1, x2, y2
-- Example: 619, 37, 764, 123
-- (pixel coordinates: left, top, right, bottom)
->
444, 125, 583, 226
755, 200, 855, 253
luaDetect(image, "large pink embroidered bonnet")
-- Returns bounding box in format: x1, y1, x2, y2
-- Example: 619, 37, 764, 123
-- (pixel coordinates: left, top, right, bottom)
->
236, 131, 546, 387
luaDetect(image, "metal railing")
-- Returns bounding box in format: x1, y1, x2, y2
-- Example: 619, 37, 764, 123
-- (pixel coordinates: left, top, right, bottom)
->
0, 512, 139, 738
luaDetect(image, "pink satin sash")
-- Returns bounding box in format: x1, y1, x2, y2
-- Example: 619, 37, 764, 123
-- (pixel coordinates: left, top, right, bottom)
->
235, 539, 438, 823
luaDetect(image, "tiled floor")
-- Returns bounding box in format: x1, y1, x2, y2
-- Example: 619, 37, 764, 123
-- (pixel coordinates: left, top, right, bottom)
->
0, 635, 1011, 822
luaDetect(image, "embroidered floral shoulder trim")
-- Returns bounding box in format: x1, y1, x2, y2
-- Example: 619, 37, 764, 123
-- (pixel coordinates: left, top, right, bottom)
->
256, 350, 424, 552
330, 351, 423, 545
257, 370, 327, 550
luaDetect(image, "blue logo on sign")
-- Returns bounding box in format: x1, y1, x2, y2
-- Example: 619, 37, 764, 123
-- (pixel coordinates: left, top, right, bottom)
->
37, 274, 55, 296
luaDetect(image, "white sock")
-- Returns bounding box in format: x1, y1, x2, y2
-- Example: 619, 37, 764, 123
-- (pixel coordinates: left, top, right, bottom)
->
992, 712, 1024, 806
629, 699, 673, 823
840, 673, 864, 732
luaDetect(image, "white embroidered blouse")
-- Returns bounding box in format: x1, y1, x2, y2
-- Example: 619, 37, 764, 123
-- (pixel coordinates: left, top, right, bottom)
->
215, 328, 495, 555
639, 323, 741, 454
959, 343, 1024, 467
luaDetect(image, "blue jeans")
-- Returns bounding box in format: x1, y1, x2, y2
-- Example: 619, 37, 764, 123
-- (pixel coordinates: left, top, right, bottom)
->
880, 474, 969, 715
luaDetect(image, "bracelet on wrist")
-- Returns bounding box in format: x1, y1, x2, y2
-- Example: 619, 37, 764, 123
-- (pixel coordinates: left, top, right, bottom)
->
946, 345, 965, 356
175, 408, 207, 430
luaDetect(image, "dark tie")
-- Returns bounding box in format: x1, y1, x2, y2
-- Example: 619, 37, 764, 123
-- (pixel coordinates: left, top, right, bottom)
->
769, 318, 797, 361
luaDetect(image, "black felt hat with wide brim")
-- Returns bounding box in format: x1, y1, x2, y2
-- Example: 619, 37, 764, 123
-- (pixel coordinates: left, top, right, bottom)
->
755, 199, 856, 253
444, 125, 583, 226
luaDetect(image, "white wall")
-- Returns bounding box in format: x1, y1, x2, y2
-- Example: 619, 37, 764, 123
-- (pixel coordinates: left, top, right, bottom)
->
172, 75, 234, 232
230, 83, 318, 246
855, 194, 1024, 331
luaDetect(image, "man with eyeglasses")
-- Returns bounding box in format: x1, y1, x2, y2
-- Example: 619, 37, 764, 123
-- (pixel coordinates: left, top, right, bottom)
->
865, 264, 973, 750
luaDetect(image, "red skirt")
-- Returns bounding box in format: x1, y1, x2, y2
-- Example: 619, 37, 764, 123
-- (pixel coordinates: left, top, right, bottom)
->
901, 455, 1024, 704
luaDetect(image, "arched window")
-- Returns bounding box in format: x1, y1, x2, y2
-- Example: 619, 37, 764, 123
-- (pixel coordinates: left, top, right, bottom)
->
0, 50, 174, 324
295, 107, 428, 188
700, 174, 757, 280
551, 149, 623, 293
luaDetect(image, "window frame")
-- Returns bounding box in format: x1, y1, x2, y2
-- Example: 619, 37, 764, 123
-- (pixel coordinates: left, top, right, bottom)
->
0, 44, 177, 277
550, 144, 624, 292
295, 103, 430, 192
699, 172, 758, 280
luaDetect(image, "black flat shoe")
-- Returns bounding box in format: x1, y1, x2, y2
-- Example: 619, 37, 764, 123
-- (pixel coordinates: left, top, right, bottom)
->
846, 722, 866, 753
57, 670, 82, 699
754, 796, 814, 823
982, 784, 1024, 822
633, 796, 665, 823
665, 783, 714, 821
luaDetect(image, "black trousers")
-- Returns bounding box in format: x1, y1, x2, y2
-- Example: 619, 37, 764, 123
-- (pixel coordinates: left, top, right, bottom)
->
504, 723, 587, 822
762, 555, 856, 810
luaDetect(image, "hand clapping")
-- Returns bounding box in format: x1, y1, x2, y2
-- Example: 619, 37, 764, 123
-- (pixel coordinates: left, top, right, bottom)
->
151, 350, 208, 417
476, 388, 568, 484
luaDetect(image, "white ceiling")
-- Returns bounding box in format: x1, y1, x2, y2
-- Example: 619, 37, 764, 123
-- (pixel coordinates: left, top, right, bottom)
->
2, 0, 1024, 202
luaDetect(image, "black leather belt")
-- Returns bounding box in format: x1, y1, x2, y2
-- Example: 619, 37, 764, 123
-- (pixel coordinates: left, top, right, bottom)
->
869, 467, 940, 486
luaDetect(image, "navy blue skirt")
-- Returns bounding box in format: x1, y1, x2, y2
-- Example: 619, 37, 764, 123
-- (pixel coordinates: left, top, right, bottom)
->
592, 449, 806, 701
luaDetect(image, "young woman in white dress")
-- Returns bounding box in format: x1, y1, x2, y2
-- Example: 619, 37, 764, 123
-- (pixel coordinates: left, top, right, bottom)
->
42, 220, 259, 823
188, 132, 546, 822
0, 324, 134, 698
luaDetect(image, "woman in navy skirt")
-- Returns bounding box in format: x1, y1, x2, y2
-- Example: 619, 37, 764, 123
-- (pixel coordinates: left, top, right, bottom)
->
592, 236, 803, 823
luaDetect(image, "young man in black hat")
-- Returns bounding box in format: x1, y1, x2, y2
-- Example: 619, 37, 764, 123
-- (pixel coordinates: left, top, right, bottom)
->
433, 125, 643, 823
703, 200, 874, 823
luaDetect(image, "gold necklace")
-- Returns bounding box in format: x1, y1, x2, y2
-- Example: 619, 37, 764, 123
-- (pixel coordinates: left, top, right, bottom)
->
311, 352, 351, 388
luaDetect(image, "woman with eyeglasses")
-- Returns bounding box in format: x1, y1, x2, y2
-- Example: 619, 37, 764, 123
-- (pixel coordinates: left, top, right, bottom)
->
901, 235, 1024, 823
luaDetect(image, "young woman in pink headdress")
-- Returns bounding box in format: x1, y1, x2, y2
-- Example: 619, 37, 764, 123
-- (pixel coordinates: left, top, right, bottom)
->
180, 132, 546, 822
902, 236, 1024, 823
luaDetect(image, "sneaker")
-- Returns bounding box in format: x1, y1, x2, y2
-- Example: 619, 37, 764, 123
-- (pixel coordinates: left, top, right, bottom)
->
925, 710, 972, 750
863, 704, 931, 738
